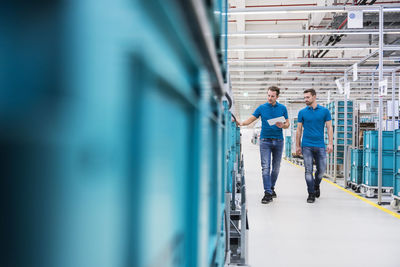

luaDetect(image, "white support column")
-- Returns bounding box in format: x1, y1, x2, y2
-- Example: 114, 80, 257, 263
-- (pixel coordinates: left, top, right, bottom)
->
378, 6, 383, 205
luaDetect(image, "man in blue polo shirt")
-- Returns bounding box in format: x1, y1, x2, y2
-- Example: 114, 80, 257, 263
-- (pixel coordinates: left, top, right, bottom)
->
296, 89, 333, 203
236, 86, 290, 204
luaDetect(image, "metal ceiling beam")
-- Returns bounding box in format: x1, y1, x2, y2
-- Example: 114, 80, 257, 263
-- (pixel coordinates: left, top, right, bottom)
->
231, 80, 377, 84
228, 57, 400, 63
229, 67, 399, 72
227, 5, 400, 15
226, 29, 400, 36
229, 74, 386, 78
233, 90, 398, 93
228, 59, 400, 64
228, 45, 400, 51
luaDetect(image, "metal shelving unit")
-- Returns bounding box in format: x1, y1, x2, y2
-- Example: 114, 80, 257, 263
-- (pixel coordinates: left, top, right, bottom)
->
325, 100, 354, 182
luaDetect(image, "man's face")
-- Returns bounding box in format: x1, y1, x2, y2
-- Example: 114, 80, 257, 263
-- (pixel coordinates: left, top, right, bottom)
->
267, 90, 278, 104
304, 92, 316, 106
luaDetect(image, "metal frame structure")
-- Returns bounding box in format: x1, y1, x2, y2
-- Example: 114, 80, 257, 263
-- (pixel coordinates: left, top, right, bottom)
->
334, 6, 400, 204
227, 4, 400, 119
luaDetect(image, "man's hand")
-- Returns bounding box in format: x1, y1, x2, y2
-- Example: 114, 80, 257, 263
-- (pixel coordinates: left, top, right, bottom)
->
296, 146, 302, 155
235, 120, 242, 127
275, 122, 284, 128
326, 144, 333, 154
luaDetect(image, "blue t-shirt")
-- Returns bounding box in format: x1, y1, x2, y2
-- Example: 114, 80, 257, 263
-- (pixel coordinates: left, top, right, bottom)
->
298, 104, 332, 148
252, 102, 288, 140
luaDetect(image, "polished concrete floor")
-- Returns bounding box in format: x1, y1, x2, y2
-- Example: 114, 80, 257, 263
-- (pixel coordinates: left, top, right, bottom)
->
241, 129, 400, 267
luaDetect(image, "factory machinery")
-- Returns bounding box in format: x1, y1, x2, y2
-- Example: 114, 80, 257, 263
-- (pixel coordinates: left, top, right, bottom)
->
1, 1, 249, 267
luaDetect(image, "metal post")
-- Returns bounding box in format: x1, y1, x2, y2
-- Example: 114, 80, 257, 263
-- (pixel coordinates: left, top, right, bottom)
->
344, 72, 348, 187
225, 192, 231, 264
371, 73, 375, 115
378, 6, 383, 205
334, 100, 338, 183
392, 71, 396, 130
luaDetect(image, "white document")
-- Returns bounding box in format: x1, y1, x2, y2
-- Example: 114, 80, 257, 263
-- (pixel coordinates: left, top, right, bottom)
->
267, 116, 286, 126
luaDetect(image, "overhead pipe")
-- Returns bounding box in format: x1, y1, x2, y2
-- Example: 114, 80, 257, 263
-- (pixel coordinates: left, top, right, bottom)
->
228, 56, 400, 62
226, 28, 400, 36
229, 44, 379, 50
229, 66, 398, 72
228, 44, 400, 51
227, 5, 400, 15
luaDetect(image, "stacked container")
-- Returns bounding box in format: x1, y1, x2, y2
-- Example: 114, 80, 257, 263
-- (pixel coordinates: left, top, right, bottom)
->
394, 129, 400, 199
362, 131, 394, 188
326, 101, 353, 166
285, 136, 292, 158
350, 149, 363, 186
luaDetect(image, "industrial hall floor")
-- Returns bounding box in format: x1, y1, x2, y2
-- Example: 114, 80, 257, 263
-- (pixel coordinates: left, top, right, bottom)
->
241, 129, 400, 267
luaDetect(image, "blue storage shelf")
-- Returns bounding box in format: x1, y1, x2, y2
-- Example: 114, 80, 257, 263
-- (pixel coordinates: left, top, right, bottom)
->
334, 119, 353, 126
337, 126, 353, 132
336, 100, 354, 106
336, 113, 353, 119
337, 107, 353, 112
337, 139, 352, 145
337, 132, 353, 139
285, 136, 292, 158
363, 167, 394, 187
336, 145, 345, 151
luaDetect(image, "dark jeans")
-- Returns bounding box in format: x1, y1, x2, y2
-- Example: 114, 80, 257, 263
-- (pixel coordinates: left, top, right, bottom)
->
260, 138, 284, 194
302, 146, 327, 194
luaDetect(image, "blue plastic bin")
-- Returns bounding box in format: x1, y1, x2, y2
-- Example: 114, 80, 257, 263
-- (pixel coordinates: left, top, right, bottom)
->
351, 149, 363, 167
351, 166, 363, 184
363, 167, 394, 187
395, 129, 400, 151
363, 131, 394, 151
363, 150, 394, 171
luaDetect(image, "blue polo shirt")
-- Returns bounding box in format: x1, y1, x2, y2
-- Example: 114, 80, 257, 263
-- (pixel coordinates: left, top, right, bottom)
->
298, 104, 332, 148
252, 102, 288, 140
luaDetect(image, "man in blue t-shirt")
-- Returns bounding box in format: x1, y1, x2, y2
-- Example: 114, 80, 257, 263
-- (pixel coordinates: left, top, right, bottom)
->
296, 89, 333, 203
236, 86, 290, 204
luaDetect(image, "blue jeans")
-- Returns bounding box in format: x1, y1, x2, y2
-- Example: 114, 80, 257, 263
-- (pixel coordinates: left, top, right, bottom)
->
260, 138, 284, 194
302, 146, 327, 194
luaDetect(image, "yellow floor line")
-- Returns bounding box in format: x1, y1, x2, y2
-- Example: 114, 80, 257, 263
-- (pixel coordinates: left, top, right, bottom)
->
284, 158, 400, 220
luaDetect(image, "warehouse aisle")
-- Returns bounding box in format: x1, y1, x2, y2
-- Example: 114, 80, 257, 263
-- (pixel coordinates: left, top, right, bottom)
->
241, 129, 400, 267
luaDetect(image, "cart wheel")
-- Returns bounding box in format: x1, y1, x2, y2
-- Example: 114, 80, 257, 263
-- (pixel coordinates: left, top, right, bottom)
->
355, 186, 361, 193
366, 189, 375, 198
390, 199, 400, 210
359, 186, 367, 195
351, 184, 357, 191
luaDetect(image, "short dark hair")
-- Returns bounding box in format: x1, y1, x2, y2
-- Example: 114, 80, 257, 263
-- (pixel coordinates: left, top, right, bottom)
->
268, 86, 280, 96
303, 89, 316, 96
